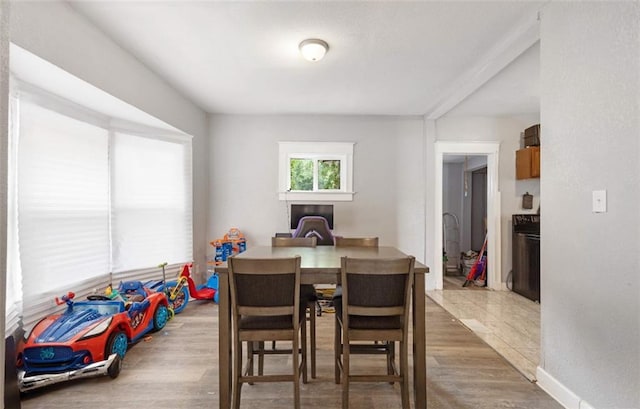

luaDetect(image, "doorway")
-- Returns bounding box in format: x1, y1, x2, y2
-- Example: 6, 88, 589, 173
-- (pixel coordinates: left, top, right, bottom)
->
433, 141, 501, 291
442, 156, 488, 282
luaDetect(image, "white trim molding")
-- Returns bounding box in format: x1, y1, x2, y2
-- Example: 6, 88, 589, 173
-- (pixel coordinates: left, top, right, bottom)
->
537, 366, 596, 409
426, 11, 540, 119
433, 141, 501, 291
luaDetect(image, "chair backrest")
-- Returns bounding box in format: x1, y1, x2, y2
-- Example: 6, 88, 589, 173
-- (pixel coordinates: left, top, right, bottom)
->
227, 256, 302, 326
334, 237, 379, 247
340, 256, 415, 329
271, 236, 317, 247
292, 216, 335, 245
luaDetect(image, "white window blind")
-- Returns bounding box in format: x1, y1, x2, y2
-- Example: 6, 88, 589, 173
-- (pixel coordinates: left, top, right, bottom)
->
17, 99, 110, 298
6, 93, 22, 336
111, 131, 192, 272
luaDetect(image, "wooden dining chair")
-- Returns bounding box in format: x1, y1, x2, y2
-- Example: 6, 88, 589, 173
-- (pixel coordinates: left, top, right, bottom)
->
334, 236, 379, 247
331, 237, 380, 304
228, 256, 306, 409
272, 236, 317, 247
332, 236, 380, 381
270, 236, 318, 380
335, 256, 415, 409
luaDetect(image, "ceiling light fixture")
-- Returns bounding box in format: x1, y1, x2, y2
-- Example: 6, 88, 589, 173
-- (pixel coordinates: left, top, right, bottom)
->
299, 39, 329, 62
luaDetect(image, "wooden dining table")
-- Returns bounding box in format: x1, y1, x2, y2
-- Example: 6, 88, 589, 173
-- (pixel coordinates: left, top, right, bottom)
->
214, 245, 429, 409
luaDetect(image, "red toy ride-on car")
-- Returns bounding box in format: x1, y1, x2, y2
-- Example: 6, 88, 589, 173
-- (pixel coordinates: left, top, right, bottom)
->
17, 282, 169, 392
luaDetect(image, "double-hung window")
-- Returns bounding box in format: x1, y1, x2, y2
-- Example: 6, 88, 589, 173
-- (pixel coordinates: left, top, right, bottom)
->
278, 142, 354, 201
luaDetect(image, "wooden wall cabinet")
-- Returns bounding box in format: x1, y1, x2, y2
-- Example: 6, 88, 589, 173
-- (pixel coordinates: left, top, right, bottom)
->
516, 146, 540, 180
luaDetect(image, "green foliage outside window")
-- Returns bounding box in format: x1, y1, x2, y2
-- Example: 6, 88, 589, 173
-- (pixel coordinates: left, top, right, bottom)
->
290, 159, 313, 190
290, 158, 341, 191
318, 160, 340, 190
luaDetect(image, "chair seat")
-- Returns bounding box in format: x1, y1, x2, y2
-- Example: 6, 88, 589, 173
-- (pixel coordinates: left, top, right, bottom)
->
239, 315, 294, 330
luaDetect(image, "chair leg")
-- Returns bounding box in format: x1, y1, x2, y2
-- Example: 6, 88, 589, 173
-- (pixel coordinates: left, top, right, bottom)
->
247, 341, 254, 385
293, 332, 301, 409
301, 315, 308, 384
233, 338, 242, 409
309, 302, 317, 379
334, 315, 341, 384
388, 341, 396, 385
258, 341, 265, 376
386, 341, 393, 376
400, 339, 410, 409
341, 340, 350, 409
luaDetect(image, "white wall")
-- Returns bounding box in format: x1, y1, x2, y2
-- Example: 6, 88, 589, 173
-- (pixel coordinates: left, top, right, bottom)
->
443, 162, 464, 229
1, 0, 10, 397
8, 1, 210, 276
434, 115, 538, 283
538, 2, 640, 408
208, 114, 426, 261
443, 162, 463, 263
395, 120, 427, 263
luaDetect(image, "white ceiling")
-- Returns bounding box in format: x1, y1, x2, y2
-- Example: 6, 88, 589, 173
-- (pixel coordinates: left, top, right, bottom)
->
69, 1, 542, 117
444, 41, 540, 117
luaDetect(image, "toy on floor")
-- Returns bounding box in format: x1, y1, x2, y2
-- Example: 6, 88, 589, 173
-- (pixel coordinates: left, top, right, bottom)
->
210, 227, 247, 264
149, 262, 189, 315
463, 234, 488, 287
154, 263, 219, 314
17, 283, 169, 392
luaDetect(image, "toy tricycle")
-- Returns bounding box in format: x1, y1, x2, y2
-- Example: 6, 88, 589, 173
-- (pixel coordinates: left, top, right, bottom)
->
152, 263, 218, 315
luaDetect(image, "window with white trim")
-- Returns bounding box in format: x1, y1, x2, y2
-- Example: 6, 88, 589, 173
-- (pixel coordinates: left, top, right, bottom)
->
6, 78, 193, 330
278, 141, 354, 201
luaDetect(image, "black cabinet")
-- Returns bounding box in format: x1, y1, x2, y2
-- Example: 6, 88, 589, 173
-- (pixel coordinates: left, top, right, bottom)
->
512, 214, 540, 302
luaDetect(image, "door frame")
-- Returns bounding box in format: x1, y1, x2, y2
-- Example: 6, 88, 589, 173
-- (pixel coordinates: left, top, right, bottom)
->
434, 141, 501, 290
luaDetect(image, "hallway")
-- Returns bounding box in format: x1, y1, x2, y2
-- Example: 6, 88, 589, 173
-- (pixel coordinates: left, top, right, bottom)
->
428, 276, 540, 381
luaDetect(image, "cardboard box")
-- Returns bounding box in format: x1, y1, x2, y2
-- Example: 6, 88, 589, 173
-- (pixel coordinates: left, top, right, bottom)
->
524, 124, 540, 146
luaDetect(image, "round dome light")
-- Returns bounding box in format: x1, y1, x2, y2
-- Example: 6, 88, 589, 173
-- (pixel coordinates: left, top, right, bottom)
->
299, 39, 329, 62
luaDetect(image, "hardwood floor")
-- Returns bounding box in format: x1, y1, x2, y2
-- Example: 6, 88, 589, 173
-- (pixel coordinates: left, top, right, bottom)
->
432, 275, 541, 381
20, 297, 561, 409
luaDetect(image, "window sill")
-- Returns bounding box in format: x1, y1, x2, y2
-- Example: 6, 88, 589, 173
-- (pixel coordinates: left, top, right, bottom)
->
279, 191, 354, 202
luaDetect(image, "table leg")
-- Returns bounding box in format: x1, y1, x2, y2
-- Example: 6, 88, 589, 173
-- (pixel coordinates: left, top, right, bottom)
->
413, 273, 426, 409
218, 272, 231, 409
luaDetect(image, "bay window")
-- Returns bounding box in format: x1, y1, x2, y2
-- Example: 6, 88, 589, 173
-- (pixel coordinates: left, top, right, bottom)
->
7, 80, 193, 328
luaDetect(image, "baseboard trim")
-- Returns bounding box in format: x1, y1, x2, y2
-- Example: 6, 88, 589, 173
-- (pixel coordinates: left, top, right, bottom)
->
536, 366, 596, 409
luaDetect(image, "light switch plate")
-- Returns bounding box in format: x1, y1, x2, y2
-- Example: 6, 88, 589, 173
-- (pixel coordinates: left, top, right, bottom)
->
592, 190, 607, 213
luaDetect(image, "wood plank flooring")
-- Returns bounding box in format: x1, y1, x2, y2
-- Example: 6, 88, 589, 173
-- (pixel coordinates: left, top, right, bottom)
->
434, 275, 541, 381
20, 297, 561, 409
